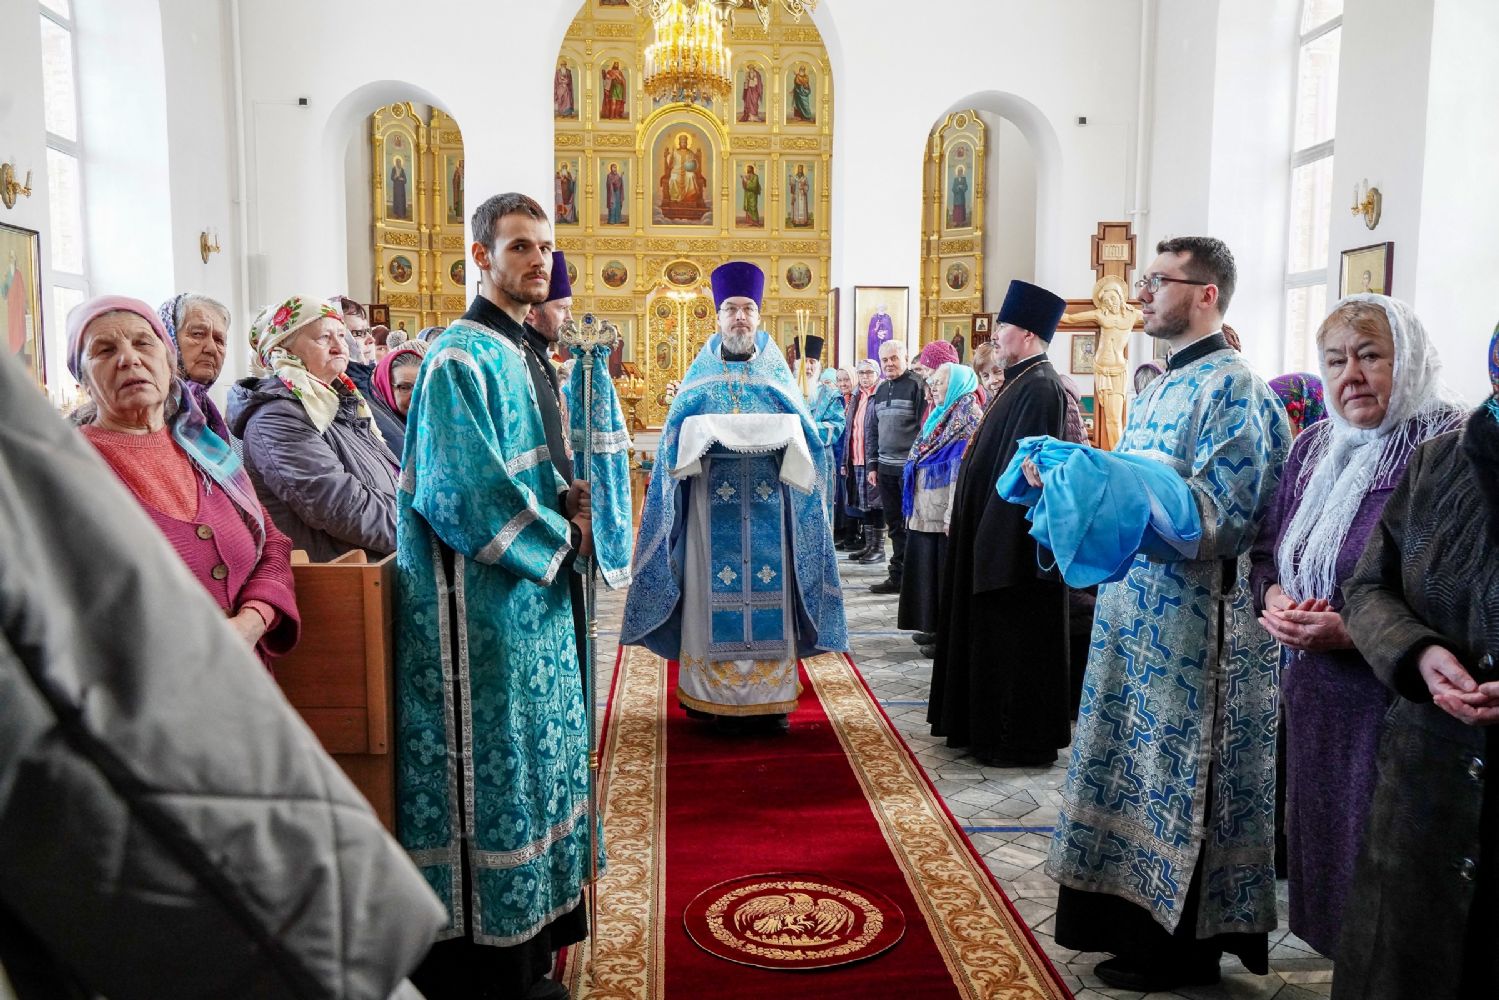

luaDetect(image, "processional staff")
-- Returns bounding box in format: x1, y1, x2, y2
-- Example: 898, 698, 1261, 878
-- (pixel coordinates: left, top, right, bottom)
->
556, 313, 633, 973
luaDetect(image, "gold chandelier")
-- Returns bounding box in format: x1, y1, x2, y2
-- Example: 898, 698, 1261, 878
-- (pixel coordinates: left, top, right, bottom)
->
629, 0, 818, 104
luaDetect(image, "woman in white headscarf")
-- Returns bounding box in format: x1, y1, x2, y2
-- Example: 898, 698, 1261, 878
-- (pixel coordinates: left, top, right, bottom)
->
1248, 294, 1463, 957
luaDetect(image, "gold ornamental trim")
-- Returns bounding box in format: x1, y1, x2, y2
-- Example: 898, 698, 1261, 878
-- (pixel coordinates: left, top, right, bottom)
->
596, 296, 636, 311
563, 649, 1067, 998
939, 238, 977, 254
557, 237, 588, 251
939, 299, 977, 315
384, 292, 420, 308
593, 133, 635, 148
704, 880, 882, 959
560, 646, 668, 999
595, 238, 636, 251
384, 231, 420, 248
779, 239, 823, 255
778, 136, 822, 151
782, 25, 822, 43
439, 235, 464, 251
731, 136, 773, 151
805, 654, 1067, 999
595, 21, 637, 39
556, 133, 586, 148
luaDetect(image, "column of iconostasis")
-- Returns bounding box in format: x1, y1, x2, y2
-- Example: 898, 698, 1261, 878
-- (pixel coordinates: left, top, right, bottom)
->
921, 111, 987, 350
371, 103, 467, 336
556, 0, 833, 430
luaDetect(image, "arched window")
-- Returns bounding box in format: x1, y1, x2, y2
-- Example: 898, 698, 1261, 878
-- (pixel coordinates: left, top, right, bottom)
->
1283, 0, 1342, 371
39, 0, 88, 335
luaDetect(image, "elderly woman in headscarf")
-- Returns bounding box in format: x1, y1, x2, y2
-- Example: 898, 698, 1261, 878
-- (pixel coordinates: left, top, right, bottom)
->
369, 342, 425, 462
158, 292, 233, 443
841, 358, 882, 559
228, 294, 400, 561
915, 339, 960, 423
899, 362, 983, 655
830, 365, 856, 544
69, 296, 299, 668
1330, 324, 1499, 1000
1247, 294, 1463, 959
1269, 372, 1328, 437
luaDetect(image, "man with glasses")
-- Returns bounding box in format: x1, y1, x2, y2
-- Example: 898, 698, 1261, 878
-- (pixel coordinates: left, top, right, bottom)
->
1041, 237, 1291, 991
623, 261, 847, 733
333, 294, 405, 454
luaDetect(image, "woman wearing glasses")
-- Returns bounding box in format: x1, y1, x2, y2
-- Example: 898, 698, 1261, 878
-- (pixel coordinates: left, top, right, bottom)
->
228, 294, 401, 560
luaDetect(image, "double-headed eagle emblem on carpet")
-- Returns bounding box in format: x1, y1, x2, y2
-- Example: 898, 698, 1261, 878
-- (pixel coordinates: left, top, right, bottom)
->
683, 872, 906, 970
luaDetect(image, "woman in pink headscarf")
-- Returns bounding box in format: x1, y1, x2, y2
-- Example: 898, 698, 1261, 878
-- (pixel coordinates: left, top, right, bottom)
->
369, 342, 425, 462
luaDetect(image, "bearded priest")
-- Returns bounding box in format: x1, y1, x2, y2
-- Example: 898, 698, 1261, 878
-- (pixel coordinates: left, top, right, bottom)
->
622, 261, 847, 732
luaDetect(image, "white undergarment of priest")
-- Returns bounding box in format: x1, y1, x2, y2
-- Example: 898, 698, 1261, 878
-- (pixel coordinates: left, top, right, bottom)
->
622, 261, 848, 732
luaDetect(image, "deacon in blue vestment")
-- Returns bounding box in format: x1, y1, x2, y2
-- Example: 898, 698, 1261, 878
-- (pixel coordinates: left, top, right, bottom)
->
801, 334, 848, 521
622, 262, 847, 731
1042, 238, 1292, 993
395, 193, 596, 999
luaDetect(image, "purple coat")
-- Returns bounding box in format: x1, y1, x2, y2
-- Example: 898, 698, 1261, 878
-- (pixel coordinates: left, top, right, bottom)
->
1248, 413, 1460, 955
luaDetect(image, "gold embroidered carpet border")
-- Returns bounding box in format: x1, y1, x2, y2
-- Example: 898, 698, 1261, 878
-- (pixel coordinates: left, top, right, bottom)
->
560, 648, 1071, 999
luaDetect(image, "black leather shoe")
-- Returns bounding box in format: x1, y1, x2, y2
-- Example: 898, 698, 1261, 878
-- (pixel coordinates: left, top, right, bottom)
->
918, 644, 937, 658
870, 577, 901, 594
1093, 956, 1220, 992
855, 547, 886, 564
912, 632, 937, 645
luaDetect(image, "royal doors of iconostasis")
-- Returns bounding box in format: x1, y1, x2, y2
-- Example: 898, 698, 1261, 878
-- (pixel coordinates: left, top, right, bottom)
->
639, 271, 717, 429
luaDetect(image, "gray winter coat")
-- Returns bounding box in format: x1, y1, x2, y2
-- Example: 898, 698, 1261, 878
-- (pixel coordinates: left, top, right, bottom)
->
0, 350, 444, 999
228, 377, 399, 562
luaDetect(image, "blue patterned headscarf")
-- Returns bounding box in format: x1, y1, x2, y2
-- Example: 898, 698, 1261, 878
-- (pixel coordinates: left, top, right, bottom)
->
920, 363, 979, 439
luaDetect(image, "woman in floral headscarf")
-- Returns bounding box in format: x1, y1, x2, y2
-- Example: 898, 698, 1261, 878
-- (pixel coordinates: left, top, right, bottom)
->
1249, 295, 1463, 958
227, 294, 400, 561
1331, 320, 1499, 1000
69, 295, 299, 668
1268, 372, 1328, 437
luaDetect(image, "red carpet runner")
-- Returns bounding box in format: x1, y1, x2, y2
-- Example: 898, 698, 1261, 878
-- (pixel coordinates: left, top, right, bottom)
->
559, 648, 1073, 999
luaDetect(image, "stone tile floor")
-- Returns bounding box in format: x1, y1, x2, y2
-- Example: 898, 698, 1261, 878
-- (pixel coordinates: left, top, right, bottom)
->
591, 552, 1334, 999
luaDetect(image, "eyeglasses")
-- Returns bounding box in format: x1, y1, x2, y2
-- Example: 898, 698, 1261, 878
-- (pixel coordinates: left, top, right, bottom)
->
719, 303, 758, 317
1134, 274, 1212, 294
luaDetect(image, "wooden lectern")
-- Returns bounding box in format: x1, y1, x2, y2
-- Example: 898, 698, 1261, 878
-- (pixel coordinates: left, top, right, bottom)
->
276, 549, 398, 831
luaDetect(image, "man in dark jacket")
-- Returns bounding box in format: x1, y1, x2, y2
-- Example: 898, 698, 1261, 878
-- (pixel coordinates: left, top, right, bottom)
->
863, 338, 924, 592
336, 296, 406, 456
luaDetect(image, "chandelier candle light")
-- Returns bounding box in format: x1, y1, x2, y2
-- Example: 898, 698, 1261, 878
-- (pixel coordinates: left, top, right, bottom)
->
631, 0, 818, 104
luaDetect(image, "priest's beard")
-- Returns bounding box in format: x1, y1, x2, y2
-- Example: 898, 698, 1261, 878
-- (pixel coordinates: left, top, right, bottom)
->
720, 328, 755, 356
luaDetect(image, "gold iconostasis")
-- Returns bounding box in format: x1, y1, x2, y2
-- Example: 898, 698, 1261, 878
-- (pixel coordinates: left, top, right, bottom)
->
920, 111, 987, 347
370, 103, 467, 335
554, 0, 833, 428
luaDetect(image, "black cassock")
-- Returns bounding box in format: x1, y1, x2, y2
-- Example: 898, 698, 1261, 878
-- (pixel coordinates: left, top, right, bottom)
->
927, 353, 1071, 765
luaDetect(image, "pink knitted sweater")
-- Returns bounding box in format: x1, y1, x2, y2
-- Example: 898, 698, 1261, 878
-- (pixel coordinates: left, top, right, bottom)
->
81, 425, 300, 666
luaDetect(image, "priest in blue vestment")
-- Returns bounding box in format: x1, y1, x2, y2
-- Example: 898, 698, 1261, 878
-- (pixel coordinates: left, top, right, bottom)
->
395, 193, 595, 1000
1041, 237, 1292, 993
622, 261, 847, 732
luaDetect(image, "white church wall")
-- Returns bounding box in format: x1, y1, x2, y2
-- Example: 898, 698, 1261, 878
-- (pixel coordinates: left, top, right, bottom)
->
1411, 0, 1499, 404
981, 112, 1038, 293
0, 0, 58, 384
1326, 0, 1434, 320
158, 0, 243, 362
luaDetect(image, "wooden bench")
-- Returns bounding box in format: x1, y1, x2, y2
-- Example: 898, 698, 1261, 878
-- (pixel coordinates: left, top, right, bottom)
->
276, 549, 397, 831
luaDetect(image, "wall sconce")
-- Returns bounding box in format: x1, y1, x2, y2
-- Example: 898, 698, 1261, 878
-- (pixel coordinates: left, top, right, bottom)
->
1, 163, 33, 210
1350, 179, 1382, 230
199, 229, 222, 264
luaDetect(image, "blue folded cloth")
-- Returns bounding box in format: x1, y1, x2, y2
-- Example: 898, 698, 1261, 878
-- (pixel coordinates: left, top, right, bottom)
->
997, 436, 1201, 587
